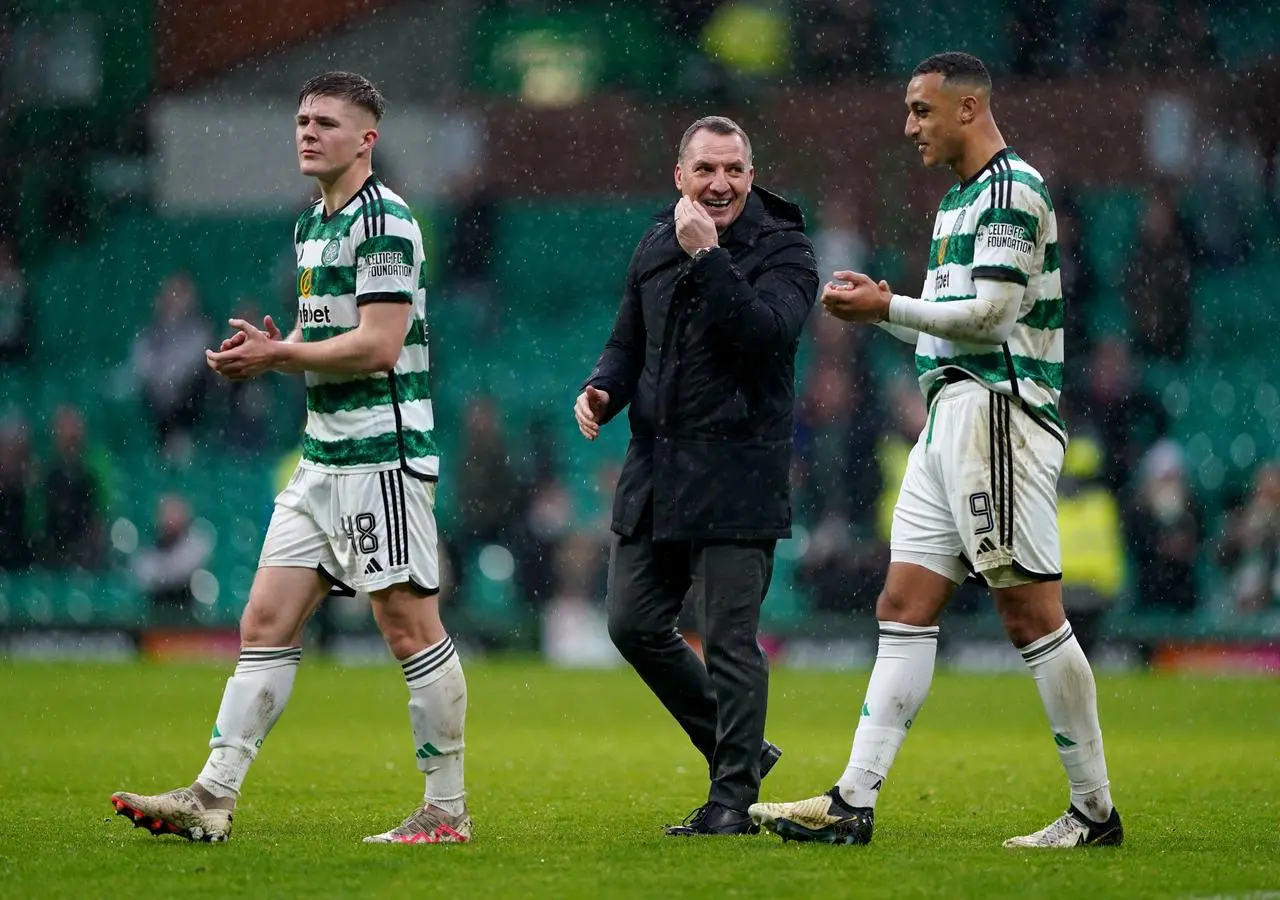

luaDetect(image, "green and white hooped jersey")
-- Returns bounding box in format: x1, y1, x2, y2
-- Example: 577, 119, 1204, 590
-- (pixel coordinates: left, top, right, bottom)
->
915, 148, 1065, 442
294, 175, 437, 477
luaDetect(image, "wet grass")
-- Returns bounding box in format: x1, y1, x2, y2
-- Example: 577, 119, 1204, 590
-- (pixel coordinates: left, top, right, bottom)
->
1, 659, 1277, 899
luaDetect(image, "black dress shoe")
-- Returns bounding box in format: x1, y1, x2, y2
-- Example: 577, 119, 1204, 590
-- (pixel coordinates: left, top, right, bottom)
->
665, 801, 760, 836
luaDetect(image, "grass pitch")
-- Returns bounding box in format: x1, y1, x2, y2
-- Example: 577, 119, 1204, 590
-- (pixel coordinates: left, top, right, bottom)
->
1, 658, 1277, 899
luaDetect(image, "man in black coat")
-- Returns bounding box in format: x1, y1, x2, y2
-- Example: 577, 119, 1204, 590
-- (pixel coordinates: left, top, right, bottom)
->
574, 116, 818, 835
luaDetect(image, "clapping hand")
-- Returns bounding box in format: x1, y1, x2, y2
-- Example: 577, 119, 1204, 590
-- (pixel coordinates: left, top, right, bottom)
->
820, 271, 892, 323
206, 315, 284, 380
215, 315, 282, 353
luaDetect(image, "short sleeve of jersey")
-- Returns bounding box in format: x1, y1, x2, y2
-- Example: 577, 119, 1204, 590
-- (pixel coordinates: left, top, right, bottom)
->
971, 182, 1043, 287
355, 218, 417, 305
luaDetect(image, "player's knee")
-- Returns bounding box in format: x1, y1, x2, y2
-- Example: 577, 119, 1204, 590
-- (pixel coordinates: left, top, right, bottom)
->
999, 608, 1061, 648
370, 586, 447, 656
874, 586, 945, 627
874, 586, 913, 622
381, 629, 419, 660
993, 582, 1066, 648
375, 611, 440, 658
240, 601, 287, 646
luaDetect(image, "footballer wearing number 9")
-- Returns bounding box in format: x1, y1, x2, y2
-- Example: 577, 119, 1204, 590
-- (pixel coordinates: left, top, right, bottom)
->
751, 52, 1124, 851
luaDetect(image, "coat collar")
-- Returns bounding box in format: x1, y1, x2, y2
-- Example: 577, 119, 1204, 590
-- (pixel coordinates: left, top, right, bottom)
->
719, 190, 766, 248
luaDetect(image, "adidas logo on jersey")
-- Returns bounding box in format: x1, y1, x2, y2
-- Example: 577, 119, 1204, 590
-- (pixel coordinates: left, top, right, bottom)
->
364, 558, 384, 575
977, 537, 998, 555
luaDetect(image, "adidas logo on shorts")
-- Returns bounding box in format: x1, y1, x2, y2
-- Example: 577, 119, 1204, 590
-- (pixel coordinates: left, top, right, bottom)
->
977, 537, 997, 555
364, 558, 384, 575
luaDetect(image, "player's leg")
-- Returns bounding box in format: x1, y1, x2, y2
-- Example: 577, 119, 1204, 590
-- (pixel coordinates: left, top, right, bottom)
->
749, 560, 956, 845
973, 396, 1120, 848
111, 485, 334, 841
752, 420, 963, 844
195, 564, 330, 799
194, 470, 339, 806
363, 585, 472, 844
346, 472, 470, 844
992, 578, 1120, 847
839, 561, 955, 800
840, 391, 984, 820
118, 581, 330, 833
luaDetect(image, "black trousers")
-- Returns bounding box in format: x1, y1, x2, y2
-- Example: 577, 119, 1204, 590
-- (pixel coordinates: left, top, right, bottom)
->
606, 529, 775, 810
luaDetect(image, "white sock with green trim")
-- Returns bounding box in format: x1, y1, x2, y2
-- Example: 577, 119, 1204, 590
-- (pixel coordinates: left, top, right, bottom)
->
837, 622, 939, 809
197, 646, 301, 800
403, 636, 467, 815
1021, 621, 1113, 822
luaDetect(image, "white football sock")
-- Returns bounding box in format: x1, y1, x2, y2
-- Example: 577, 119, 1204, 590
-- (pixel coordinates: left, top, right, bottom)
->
837, 622, 939, 809
402, 636, 467, 816
197, 646, 301, 801
1021, 621, 1113, 822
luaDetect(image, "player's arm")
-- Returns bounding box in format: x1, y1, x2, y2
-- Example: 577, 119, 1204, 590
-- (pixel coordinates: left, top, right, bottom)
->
885, 278, 1023, 344
875, 320, 922, 344
209, 222, 416, 378
207, 303, 407, 379
823, 271, 1022, 344
273, 223, 416, 374
887, 188, 1043, 344
827, 185, 1040, 345
270, 301, 408, 374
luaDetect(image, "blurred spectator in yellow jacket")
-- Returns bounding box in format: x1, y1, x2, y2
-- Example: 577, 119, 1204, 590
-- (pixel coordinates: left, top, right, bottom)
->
1058, 436, 1125, 654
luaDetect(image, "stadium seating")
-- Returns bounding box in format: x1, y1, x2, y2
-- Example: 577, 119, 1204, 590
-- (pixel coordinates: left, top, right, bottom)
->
3, 179, 1277, 637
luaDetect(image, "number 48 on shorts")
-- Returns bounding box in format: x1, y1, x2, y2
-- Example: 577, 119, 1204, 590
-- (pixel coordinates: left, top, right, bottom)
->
260, 467, 441, 595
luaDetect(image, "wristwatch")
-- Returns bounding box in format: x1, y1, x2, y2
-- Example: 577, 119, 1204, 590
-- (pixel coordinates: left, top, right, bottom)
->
692, 246, 716, 262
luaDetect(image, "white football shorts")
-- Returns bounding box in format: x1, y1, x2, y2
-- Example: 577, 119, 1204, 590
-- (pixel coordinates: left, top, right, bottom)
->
890, 379, 1065, 588
259, 465, 439, 595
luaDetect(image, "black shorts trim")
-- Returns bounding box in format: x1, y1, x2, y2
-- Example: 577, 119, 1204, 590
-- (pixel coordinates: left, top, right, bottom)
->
957, 552, 987, 585
409, 577, 440, 598
361, 579, 440, 598
318, 564, 357, 596
1012, 560, 1063, 582
959, 554, 1061, 585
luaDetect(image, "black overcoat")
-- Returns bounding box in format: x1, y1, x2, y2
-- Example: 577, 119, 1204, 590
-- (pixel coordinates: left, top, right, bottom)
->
585, 187, 819, 540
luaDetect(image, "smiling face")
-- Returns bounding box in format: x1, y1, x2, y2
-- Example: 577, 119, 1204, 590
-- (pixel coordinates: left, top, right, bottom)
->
903, 72, 968, 170
674, 129, 755, 233
295, 93, 377, 184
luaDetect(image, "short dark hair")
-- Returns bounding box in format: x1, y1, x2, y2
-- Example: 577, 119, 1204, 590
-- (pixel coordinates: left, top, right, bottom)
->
912, 52, 992, 93
678, 116, 752, 164
298, 71, 386, 122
